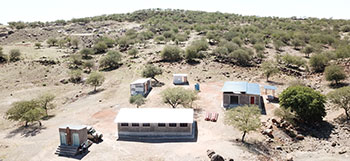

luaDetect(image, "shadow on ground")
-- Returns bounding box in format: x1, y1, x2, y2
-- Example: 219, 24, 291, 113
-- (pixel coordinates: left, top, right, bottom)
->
88, 88, 105, 95
42, 114, 56, 120
230, 139, 272, 159
5, 124, 47, 138
294, 121, 334, 139
329, 82, 349, 89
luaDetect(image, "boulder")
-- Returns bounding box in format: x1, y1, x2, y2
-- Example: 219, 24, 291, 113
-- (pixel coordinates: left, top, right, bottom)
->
331, 141, 337, 147
226, 158, 234, 161
338, 148, 347, 154
276, 146, 282, 150
295, 134, 304, 140
211, 154, 224, 161
207, 149, 215, 158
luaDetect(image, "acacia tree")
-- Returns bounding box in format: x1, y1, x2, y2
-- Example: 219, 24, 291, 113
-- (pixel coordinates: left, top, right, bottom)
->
325, 65, 347, 85
261, 60, 279, 82
6, 100, 45, 126
141, 65, 163, 82
225, 105, 261, 142
161, 87, 198, 108
80, 48, 94, 59
99, 50, 122, 70
129, 95, 146, 108
37, 93, 55, 116
328, 86, 350, 120
86, 72, 105, 92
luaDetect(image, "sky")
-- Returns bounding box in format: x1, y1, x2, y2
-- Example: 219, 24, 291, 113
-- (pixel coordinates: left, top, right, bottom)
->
1, 0, 349, 24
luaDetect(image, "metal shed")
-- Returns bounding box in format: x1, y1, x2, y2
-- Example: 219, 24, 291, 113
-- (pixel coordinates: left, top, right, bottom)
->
222, 81, 261, 108
130, 78, 152, 96
173, 74, 188, 85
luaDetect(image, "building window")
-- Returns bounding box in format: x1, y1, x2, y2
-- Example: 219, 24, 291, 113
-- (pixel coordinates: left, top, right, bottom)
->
131, 123, 139, 127
230, 95, 239, 104
158, 123, 166, 127
169, 123, 177, 127
121, 123, 128, 127
142, 123, 150, 127
180, 123, 188, 127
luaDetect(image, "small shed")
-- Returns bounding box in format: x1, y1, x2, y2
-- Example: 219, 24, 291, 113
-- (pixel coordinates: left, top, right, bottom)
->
130, 78, 152, 96
58, 125, 87, 147
114, 108, 195, 140
173, 74, 188, 85
222, 81, 261, 108
264, 85, 277, 97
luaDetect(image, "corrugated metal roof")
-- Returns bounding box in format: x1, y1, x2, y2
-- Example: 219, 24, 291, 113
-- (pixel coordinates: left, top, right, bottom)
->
222, 81, 261, 95
173, 74, 188, 77
114, 108, 194, 123
59, 125, 86, 130
264, 85, 277, 90
131, 78, 151, 84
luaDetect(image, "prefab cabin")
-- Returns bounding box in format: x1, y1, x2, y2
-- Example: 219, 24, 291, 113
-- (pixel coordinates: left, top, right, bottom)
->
58, 125, 87, 147
114, 108, 195, 139
130, 78, 152, 96
222, 81, 261, 108
173, 74, 188, 85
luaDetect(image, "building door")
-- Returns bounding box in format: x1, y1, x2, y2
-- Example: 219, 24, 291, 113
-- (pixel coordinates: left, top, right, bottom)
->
250, 96, 255, 104
60, 132, 67, 145
72, 133, 80, 146
230, 96, 239, 104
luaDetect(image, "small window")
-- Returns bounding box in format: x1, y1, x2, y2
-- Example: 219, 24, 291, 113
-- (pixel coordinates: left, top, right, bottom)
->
169, 123, 177, 127
132, 123, 139, 127
142, 123, 150, 127
158, 123, 166, 127
180, 123, 188, 127
121, 123, 128, 127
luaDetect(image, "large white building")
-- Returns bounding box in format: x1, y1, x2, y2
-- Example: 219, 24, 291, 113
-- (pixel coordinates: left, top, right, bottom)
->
114, 108, 195, 140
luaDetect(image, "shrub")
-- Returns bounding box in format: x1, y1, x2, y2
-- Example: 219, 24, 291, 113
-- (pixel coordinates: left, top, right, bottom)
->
8, 21, 27, 29
69, 69, 82, 83
80, 48, 94, 59
341, 25, 350, 32
141, 64, 163, 82
47, 38, 58, 47
185, 45, 199, 61
37, 93, 55, 116
155, 35, 166, 42
175, 34, 188, 42
212, 46, 229, 57
98, 37, 115, 48
261, 60, 279, 82
328, 86, 350, 120
302, 45, 314, 57
225, 105, 261, 142
282, 54, 306, 68
83, 60, 94, 73
253, 43, 265, 53
232, 37, 243, 47
309, 54, 329, 72
9, 49, 21, 62
86, 72, 105, 92
6, 100, 45, 127
0, 47, 7, 63
128, 48, 139, 58
57, 39, 66, 48
70, 54, 83, 67
229, 49, 251, 66
138, 31, 154, 40
191, 39, 209, 51
162, 31, 174, 39
34, 42, 42, 49
161, 45, 182, 62
117, 36, 131, 49
99, 50, 122, 70
93, 42, 108, 54
274, 107, 296, 125
71, 38, 80, 49
161, 87, 198, 108
273, 40, 285, 51
279, 86, 326, 123
129, 95, 146, 108
324, 65, 347, 85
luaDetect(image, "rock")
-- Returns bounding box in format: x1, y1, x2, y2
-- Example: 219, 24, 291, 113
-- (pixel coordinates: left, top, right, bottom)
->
331, 141, 337, 147
207, 149, 215, 158
226, 158, 234, 161
286, 155, 294, 161
60, 79, 68, 84
262, 129, 274, 138
99, 99, 102, 102
276, 146, 282, 150
265, 138, 274, 143
295, 134, 304, 140
338, 148, 347, 154
211, 154, 224, 161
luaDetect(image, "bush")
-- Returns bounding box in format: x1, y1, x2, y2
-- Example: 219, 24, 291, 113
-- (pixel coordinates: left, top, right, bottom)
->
185, 45, 199, 61
229, 49, 251, 66
34, 42, 42, 49
162, 31, 174, 39
253, 43, 265, 53
282, 54, 306, 68
0, 47, 7, 63
86, 72, 105, 92
129, 95, 146, 108
117, 36, 132, 49
161, 45, 182, 62
232, 37, 243, 47
279, 86, 326, 123
274, 107, 296, 125
328, 86, 350, 120
47, 38, 58, 47
302, 45, 314, 57
261, 60, 279, 82
6, 100, 45, 126
71, 38, 80, 49
70, 54, 83, 67
324, 65, 347, 85
224, 42, 239, 53
83, 60, 94, 73
98, 37, 115, 48
138, 31, 154, 40
9, 49, 21, 62
57, 39, 66, 48
161, 87, 198, 108
93, 42, 108, 54
99, 50, 122, 70
341, 25, 350, 32
154, 35, 166, 42
128, 48, 139, 58
212, 46, 229, 57
141, 64, 163, 82
175, 34, 188, 42
80, 48, 94, 59
273, 40, 285, 51
69, 69, 82, 83
309, 54, 329, 72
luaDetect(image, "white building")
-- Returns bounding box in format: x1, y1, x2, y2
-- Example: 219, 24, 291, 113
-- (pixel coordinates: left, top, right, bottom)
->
130, 78, 152, 96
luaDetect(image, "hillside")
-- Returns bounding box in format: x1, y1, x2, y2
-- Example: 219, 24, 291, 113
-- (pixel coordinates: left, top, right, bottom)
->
0, 9, 350, 161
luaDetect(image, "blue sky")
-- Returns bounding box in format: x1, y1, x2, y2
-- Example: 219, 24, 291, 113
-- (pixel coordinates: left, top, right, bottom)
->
1, 0, 349, 24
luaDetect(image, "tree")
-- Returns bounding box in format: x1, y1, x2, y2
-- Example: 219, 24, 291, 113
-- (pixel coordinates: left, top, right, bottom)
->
141, 64, 163, 82
80, 48, 94, 59
229, 49, 251, 66
129, 95, 146, 108
161, 87, 198, 108
34, 42, 42, 49
325, 65, 347, 85
261, 61, 279, 82
83, 60, 94, 73
128, 48, 139, 58
37, 93, 55, 116
6, 100, 45, 126
309, 53, 329, 72
161, 45, 182, 62
225, 105, 261, 142
86, 72, 105, 92
69, 69, 82, 83
47, 38, 58, 47
302, 45, 314, 57
328, 86, 350, 120
279, 86, 326, 123
0, 46, 7, 63
93, 42, 108, 54
185, 45, 199, 61
9, 49, 21, 62
99, 50, 122, 70
71, 38, 79, 49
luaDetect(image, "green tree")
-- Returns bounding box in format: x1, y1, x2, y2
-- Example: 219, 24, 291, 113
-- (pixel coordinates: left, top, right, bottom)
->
129, 95, 146, 108
83, 60, 94, 73
309, 53, 329, 72
93, 42, 108, 54
128, 48, 139, 58
86, 72, 105, 92
161, 45, 182, 62
328, 86, 350, 120
161, 87, 198, 108
69, 69, 82, 83
34, 42, 42, 49
47, 38, 58, 47
185, 45, 199, 61
99, 50, 122, 70
6, 100, 45, 126
279, 86, 326, 123
9, 49, 21, 62
261, 60, 279, 82
80, 48, 94, 59
141, 64, 163, 82
37, 93, 55, 116
325, 65, 347, 85
225, 105, 261, 142
302, 45, 314, 57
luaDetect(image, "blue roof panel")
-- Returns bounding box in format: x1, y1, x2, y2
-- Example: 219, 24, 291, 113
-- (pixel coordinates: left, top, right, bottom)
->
222, 81, 260, 95
264, 85, 277, 90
